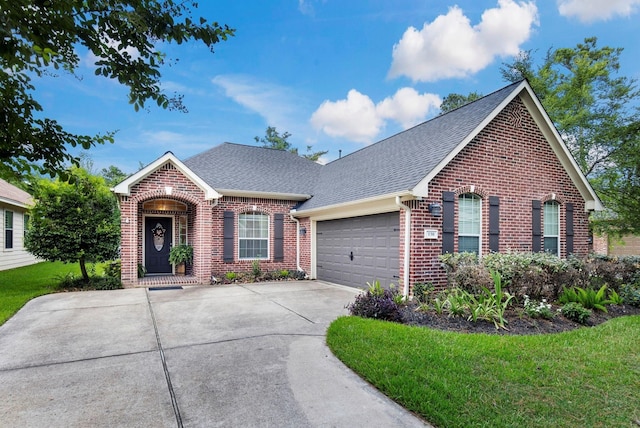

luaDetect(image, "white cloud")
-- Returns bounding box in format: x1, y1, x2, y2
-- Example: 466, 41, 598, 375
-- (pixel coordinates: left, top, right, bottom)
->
377, 88, 441, 129
388, 0, 538, 82
211, 74, 299, 130
310, 88, 441, 143
557, 0, 640, 22
310, 89, 383, 143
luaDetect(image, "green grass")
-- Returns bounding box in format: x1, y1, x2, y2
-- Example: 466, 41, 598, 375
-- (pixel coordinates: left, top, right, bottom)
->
0, 261, 90, 325
327, 316, 640, 428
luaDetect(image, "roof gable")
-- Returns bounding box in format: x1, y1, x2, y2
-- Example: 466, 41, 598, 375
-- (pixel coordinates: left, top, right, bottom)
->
296, 80, 602, 213
112, 152, 221, 200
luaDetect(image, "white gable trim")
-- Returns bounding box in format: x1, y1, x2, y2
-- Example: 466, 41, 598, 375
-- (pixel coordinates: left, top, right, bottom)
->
112, 152, 221, 200
518, 87, 603, 211
412, 81, 603, 212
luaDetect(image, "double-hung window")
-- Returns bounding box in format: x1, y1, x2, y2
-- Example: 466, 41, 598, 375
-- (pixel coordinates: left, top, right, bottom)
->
5, 210, 13, 249
458, 194, 481, 254
239, 213, 269, 259
543, 201, 559, 255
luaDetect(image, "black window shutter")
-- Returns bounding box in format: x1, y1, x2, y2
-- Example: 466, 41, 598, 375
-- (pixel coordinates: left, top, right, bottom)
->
223, 211, 234, 262
442, 191, 455, 254
274, 213, 284, 262
532, 200, 541, 252
489, 196, 500, 252
566, 203, 574, 255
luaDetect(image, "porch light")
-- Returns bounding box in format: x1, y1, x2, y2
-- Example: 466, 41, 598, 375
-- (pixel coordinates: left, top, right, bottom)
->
165, 186, 173, 196
429, 203, 442, 217
299, 227, 307, 236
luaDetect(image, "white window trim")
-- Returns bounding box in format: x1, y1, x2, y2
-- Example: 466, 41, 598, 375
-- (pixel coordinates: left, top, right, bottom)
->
4, 209, 14, 251
543, 201, 560, 256
458, 194, 482, 256
238, 212, 270, 260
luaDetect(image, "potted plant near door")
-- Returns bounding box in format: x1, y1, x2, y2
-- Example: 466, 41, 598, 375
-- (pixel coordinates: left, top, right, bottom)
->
169, 244, 193, 275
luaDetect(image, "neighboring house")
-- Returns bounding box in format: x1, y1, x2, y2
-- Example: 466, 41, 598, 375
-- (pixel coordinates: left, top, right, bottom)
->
114, 80, 603, 293
593, 234, 640, 257
0, 178, 38, 271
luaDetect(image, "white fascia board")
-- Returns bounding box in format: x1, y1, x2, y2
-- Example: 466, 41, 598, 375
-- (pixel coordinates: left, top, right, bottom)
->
411, 81, 527, 198
216, 189, 311, 201
112, 152, 221, 200
0, 197, 30, 209
519, 87, 604, 212
292, 191, 413, 221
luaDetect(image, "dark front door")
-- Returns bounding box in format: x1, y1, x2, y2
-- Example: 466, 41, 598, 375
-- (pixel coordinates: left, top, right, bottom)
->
145, 217, 173, 274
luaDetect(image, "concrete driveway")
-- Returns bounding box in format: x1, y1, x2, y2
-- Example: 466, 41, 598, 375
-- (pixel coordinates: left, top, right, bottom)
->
0, 281, 428, 427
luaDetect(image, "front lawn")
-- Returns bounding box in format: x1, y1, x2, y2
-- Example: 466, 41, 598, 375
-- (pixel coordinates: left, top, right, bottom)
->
0, 261, 94, 325
327, 315, 640, 428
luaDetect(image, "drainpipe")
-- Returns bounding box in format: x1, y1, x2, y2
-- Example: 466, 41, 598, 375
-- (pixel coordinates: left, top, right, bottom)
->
395, 196, 411, 298
289, 213, 303, 272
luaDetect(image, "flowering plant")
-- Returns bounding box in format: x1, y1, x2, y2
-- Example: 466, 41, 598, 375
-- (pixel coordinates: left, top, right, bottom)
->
523, 295, 555, 319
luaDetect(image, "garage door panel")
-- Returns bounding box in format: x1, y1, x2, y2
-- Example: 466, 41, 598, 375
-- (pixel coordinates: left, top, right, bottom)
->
317, 213, 399, 289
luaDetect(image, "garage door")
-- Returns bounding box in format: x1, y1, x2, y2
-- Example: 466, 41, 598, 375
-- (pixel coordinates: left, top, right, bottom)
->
316, 212, 400, 289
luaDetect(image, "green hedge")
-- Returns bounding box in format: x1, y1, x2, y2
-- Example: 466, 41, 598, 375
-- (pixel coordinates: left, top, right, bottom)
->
439, 252, 640, 301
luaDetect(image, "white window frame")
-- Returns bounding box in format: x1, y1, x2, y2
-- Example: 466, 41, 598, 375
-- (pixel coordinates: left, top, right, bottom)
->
543, 201, 560, 256
238, 212, 269, 260
458, 194, 482, 255
5, 210, 14, 250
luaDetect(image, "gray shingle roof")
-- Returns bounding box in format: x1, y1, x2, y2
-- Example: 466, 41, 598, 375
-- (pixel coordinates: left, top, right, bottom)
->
183, 143, 323, 197
297, 81, 521, 210
183, 81, 522, 208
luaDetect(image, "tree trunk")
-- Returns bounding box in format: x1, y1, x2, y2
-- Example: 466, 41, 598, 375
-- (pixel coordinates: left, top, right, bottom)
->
79, 256, 89, 281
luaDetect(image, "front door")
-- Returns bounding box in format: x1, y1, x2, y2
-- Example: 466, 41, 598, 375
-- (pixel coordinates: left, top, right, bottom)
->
145, 217, 173, 274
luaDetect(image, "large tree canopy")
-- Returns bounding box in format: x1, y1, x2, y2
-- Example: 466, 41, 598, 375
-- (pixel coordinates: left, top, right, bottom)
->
501, 37, 639, 180
0, 0, 234, 180
25, 167, 120, 280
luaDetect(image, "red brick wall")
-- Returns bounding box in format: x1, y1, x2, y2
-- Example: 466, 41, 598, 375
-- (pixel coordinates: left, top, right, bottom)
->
401, 97, 593, 288
119, 163, 303, 285
210, 197, 300, 278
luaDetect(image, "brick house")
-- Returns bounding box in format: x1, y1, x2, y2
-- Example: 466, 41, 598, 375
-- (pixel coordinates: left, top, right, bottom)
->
113, 80, 602, 293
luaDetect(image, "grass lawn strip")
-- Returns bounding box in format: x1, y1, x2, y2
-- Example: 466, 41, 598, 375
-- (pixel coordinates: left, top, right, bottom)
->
327, 316, 640, 428
0, 261, 98, 325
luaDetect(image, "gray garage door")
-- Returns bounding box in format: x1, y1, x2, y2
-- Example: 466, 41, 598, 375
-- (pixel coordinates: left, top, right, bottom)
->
316, 212, 400, 289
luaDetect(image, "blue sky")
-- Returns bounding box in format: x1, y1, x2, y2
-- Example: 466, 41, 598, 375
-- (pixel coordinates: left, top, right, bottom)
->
37, 0, 640, 174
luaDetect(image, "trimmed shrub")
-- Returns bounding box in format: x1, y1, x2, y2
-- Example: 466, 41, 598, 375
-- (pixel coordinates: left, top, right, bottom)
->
347, 285, 403, 323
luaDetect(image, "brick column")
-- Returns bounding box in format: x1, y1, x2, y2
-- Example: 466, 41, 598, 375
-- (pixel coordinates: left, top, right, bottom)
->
194, 200, 214, 284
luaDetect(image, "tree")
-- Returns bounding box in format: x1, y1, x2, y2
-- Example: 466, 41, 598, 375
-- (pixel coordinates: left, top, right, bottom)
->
439, 92, 483, 114
25, 167, 120, 281
501, 37, 640, 234
255, 126, 328, 162
501, 37, 639, 179
100, 165, 129, 187
0, 1, 234, 180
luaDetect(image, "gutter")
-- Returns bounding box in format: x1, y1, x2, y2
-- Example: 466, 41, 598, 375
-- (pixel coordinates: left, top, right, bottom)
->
289, 213, 303, 272
395, 196, 411, 298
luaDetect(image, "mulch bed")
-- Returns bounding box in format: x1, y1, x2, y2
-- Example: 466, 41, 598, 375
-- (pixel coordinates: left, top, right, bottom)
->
399, 302, 640, 335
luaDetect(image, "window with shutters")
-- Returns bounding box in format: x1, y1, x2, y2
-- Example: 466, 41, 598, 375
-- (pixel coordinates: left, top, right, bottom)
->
543, 201, 560, 255
458, 194, 481, 254
239, 212, 269, 259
